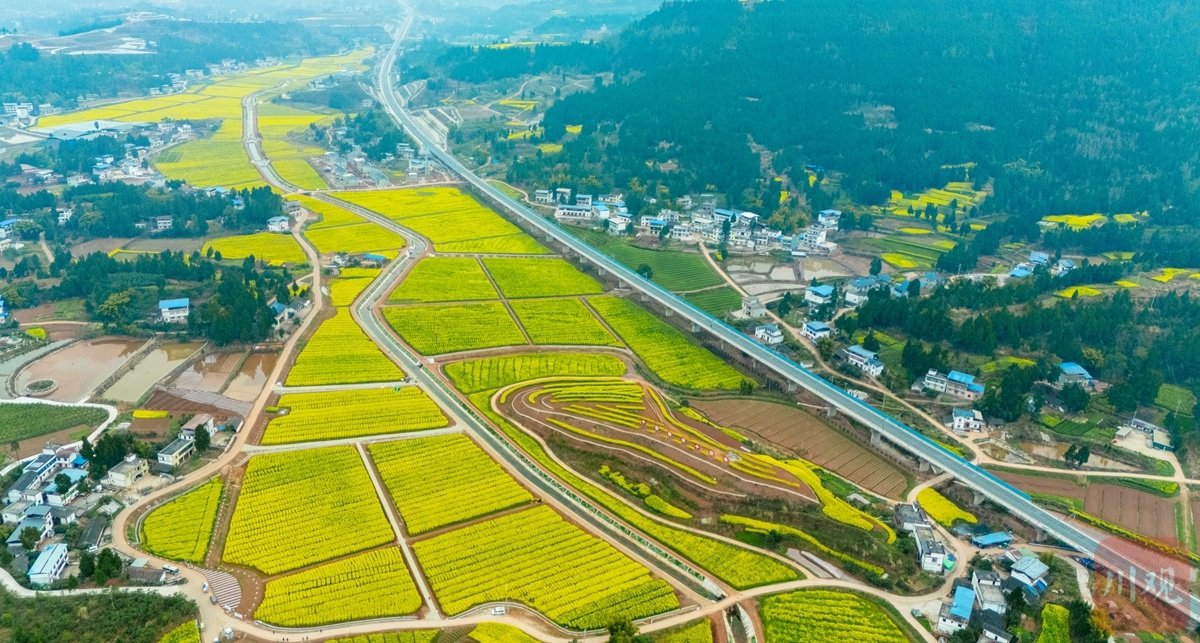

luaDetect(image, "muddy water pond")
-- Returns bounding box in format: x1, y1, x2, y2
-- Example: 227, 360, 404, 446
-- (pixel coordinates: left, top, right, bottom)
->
105, 342, 203, 403
223, 353, 278, 401
15, 337, 143, 402
171, 352, 243, 392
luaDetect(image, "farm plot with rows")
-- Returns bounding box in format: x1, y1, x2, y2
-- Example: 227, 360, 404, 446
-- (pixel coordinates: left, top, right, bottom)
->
203, 231, 305, 266
286, 308, 405, 385
255, 548, 421, 626
389, 257, 498, 304
443, 353, 627, 394
369, 434, 534, 535
994, 471, 1177, 543
261, 388, 448, 445
589, 296, 749, 391
383, 302, 527, 354
412, 505, 679, 628
222, 446, 394, 574
693, 399, 908, 498
0, 403, 107, 445
760, 589, 908, 642
482, 257, 604, 299
328, 269, 381, 307
509, 299, 621, 346
332, 188, 548, 255
141, 477, 223, 563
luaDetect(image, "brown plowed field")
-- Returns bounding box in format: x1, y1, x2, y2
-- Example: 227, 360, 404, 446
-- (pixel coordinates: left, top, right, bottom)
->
694, 399, 908, 499
995, 471, 1178, 544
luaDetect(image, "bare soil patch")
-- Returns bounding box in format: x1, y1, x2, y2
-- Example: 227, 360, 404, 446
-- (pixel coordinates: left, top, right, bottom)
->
695, 399, 909, 499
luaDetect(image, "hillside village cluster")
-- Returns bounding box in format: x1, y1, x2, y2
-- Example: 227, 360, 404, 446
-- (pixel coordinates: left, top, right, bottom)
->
3, 413, 242, 588
544, 184, 1181, 455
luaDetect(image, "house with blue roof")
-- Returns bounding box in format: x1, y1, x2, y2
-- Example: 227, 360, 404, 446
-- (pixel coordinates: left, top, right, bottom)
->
844, 275, 888, 306
923, 369, 986, 401
937, 586, 976, 635
158, 298, 190, 324
971, 531, 1013, 548
1053, 258, 1077, 275
1010, 554, 1050, 593
753, 323, 784, 346
801, 320, 832, 341
804, 284, 835, 306
950, 407, 985, 432
1057, 362, 1097, 389
1008, 267, 1033, 279
1029, 251, 1051, 266
841, 344, 884, 377
267, 216, 290, 232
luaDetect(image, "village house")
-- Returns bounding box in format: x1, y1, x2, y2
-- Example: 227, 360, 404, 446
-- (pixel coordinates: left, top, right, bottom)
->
1009, 554, 1050, 593
801, 320, 832, 341
950, 407, 985, 432
937, 586, 976, 635
157, 431, 197, 469
804, 284, 835, 306
104, 455, 149, 489
28, 543, 69, 586
840, 345, 884, 377
754, 323, 784, 346
972, 569, 1007, 614
158, 298, 190, 324
923, 370, 986, 401
267, 216, 290, 233
741, 296, 768, 319
534, 189, 553, 204
1056, 362, 1097, 389
844, 276, 887, 306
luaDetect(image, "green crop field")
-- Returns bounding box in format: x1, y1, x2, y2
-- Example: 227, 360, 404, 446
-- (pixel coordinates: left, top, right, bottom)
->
589, 296, 750, 390
223, 447, 394, 575
1156, 383, 1196, 415
509, 299, 621, 346
261, 388, 449, 445
684, 287, 743, 317
369, 434, 534, 535
412, 505, 679, 628
0, 403, 107, 444
572, 229, 723, 291
384, 302, 527, 354
389, 257, 498, 303
482, 257, 604, 299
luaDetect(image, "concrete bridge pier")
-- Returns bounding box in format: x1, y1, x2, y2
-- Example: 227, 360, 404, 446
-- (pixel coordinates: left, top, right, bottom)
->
870, 428, 883, 447
973, 490, 987, 506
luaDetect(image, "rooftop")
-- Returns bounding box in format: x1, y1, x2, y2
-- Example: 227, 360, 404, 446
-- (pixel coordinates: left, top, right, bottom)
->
158, 298, 190, 310
28, 543, 68, 577
847, 345, 878, 360
159, 437, 195, 458
804, 320, 831, 332
1012, 555, 1050, 579
972, 532, 1012, 547
808, 284, 835, 297
1059, 362, 1092, 377
950, 586, 975, 620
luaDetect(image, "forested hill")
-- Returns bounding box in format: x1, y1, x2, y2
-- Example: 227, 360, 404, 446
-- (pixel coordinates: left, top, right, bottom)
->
528, 0, 1200, 217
